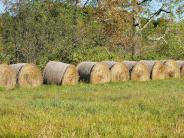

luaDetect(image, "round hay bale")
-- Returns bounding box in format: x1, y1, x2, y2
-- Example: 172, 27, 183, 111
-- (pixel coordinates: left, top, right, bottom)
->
163, 60, 180, 79
130, 61, 150, 81
77, 62, 111, 84
102, 61, 129, 82
43, 61, 78, 85
176, 60, 184, 68
152, 61, 167, 80
140, 60, 156, 73
176, 61, 184, 77
123, 61, 137, 79
123, 61, 137, 71
140, 60, 166, 80
180, 64, 184, 77
11, 63, 43, 87
0, 64, 16, 89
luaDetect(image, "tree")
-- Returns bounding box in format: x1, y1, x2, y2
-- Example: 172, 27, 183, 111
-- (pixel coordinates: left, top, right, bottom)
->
2, 1, 77, 64
1, 0, 109, 65
0, 0, 183, 65
83, 0, 183, 57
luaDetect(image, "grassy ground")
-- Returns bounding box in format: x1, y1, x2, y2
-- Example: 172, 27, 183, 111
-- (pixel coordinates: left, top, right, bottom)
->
1, 79, 184, 137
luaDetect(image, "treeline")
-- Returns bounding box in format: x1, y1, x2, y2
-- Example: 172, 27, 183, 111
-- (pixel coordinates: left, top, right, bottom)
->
0, 0, 183, 68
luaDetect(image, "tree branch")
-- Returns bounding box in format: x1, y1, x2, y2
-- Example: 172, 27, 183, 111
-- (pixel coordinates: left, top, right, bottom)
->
83, 0, 90, 8
137, 0, 152, 5
140, 6, 171, 32
103, 47, 112, 57
147, 29, 169, 44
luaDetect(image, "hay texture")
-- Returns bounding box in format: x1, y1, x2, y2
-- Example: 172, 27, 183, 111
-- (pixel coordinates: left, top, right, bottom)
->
163, 60, 180, 79
180, 64, 184, 77
177, 61, 184, 77
77, 62, 111, 84
102, 61, 129, 82
123, 61, 137, 79
176, 60, 184, 68
43, 61, 78, 85
123, 61, 137, 71
130, 61, 150, 81
11, 63, 43, 87
141, 60, 166, 80
0, 64, 16, 89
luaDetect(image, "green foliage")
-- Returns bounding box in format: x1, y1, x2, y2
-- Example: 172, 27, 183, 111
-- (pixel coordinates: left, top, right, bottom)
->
158, 22, 184, 59
69, 47, 116, 64
141, 19, 184, 60
1, 1, 103, 64
0, 0, 184, 66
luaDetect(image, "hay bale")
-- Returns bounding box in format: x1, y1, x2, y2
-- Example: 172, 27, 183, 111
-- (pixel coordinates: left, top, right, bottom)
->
130, 61, 150, 81
123, 61, 137, 79
77, 62, 111, 84
140, 60, 166, 80
11, 63, 43, 87
140, 60, 156, 72
180, 64, 184, 77
102, 61, 129, 82
163, 60, 180, 79
0, 64, 16, 89
152, 61, 167, 80
176, 60, 184, 68
43, 61, 78, 85
123, 61, 137, 71
176, 61, 184, 77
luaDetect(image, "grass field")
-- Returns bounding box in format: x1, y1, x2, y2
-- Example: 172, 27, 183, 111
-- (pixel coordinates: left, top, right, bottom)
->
1, 79, 184, 137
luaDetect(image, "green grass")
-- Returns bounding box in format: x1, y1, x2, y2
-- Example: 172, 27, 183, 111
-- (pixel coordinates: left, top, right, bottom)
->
1, 79, 184, 137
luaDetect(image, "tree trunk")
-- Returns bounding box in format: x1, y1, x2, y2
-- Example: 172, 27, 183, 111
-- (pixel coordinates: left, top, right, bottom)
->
132, 1, 142, 57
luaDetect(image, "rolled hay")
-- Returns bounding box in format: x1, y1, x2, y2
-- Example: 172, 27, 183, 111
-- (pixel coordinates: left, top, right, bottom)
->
130, 61, 150, 81
43, 61, 78, 85
163, 60, 180, 79
180, 64, 184, 77
11, 63, 43, 87
140, 60, 167, 80
123, 61, 137, 71
0, 64, 16, 89
77, 62, 111, 84
152, 61, 167, 80
176, 60, 184, 68
123, 61, 137, 79
102, 61, 129, 82
177, 61, 184, 77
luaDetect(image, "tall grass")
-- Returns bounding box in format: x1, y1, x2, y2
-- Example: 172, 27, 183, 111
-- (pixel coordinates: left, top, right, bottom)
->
0, 79, 184, 137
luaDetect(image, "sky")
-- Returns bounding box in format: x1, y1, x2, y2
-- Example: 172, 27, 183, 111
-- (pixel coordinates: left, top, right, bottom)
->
0, 1, 5, 13
0, 0, 161, 13
0, 0, 183, 20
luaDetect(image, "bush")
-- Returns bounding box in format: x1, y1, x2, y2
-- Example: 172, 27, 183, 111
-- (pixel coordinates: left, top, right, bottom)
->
69, 47, 119, 64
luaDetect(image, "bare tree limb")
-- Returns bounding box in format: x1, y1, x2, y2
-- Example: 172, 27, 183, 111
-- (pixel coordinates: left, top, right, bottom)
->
103, 47, 112, 57
147, 29, 169, 44
140, 6, 171, 32
137, 0, 152, 5
83, 0, 90, 8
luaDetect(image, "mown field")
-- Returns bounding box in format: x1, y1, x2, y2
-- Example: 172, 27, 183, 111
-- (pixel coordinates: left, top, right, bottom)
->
1, 79, 184, 137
